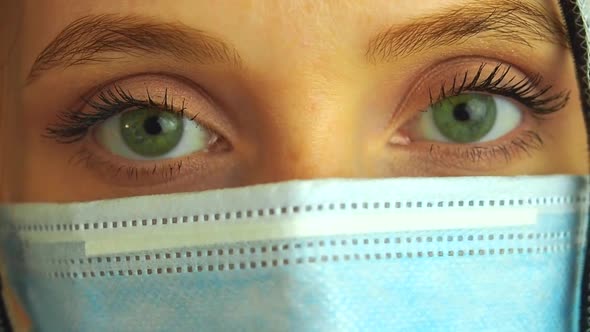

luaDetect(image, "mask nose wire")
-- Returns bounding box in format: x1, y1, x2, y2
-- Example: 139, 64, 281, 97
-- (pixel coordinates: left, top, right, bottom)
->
558, 1, 590, 330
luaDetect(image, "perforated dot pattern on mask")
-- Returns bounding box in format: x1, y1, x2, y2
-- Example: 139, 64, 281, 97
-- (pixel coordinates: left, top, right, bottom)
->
6, 194, 586, 233
44, 243, 573, 279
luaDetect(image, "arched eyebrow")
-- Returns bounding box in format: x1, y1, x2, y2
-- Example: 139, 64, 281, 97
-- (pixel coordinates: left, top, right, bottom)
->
366, 0, 569, 63
26, 14, 242, 84
27, 1, 568, 84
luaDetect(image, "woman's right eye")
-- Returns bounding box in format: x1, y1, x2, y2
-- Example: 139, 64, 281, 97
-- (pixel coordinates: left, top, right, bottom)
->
44, 77, 237, 186
95, 107, 217, 160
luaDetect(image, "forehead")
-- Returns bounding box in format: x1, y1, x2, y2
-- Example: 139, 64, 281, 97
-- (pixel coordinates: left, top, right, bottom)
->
24, 0, 440, 18
19, 0, 438, 44
16, 0, 561, 71
21, 0, 558, 19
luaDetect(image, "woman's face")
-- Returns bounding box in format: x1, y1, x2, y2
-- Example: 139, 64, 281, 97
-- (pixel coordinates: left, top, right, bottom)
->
1, 0, 588, 203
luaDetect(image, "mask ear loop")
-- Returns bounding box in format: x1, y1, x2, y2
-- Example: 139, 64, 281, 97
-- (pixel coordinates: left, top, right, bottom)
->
0, 278, 12, 332
558, 1, 590, 330
560, 0, 590, 130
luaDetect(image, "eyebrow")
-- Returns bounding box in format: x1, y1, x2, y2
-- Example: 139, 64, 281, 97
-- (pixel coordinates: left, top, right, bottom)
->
28, 1, 567, 83
366, 0, 569, 63
26, 14, 241, 84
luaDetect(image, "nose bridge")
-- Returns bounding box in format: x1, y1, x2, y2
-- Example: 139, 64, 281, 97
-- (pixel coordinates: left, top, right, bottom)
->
245, 84, 366, 183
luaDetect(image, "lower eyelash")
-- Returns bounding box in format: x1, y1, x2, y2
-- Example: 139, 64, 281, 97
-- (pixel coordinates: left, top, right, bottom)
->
427, 130, 544, 169
71, 146, 185, 181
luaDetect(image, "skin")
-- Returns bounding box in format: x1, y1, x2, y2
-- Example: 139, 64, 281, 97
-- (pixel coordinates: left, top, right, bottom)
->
0, 0, 588, 329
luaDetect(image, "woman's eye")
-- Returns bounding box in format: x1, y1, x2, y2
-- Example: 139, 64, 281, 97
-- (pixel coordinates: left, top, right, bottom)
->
417, 93, 522, 143
95, 107, 214, 160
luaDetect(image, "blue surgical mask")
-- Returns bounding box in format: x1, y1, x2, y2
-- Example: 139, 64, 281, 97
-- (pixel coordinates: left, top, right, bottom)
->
0, 175, 588, 331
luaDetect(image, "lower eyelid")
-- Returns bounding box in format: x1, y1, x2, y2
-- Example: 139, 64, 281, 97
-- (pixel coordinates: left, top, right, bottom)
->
429, 130, 544, 169
79, 116, 233, 186
400, 129, 545, 172
71, 145, 183, 183
71, 143, 235, 188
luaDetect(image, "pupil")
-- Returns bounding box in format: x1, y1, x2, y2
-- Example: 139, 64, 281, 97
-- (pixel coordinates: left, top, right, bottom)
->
143, 116, 163, 135
453, 103, 471, 122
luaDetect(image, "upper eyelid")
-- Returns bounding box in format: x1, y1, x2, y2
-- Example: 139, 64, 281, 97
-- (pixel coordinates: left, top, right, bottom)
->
88, 86, 188, 116
44, 58, 568, 145
45, 74, 238, 145
425, 63, 569, 114
45, 86, 194, 143
383, 57, 570, 140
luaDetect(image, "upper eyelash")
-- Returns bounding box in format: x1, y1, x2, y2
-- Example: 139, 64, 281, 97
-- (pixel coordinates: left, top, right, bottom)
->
45, 86, 187, 143
46, 63, 568, 144
429, 63, 570, 114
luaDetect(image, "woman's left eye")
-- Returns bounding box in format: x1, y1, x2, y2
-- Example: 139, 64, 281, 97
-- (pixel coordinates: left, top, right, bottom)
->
95, 107, 215, 160
417, 93, 522, 143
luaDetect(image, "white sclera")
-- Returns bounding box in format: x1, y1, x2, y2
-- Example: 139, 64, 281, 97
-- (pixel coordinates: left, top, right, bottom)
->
418, 95, 522, 143
95, 113, 209, 160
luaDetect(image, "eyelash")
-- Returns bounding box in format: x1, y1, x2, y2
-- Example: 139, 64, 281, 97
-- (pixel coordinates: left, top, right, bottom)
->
429, 62, 569, 115
45, 86, 189, 143
44, 62, 569, 177
419, 62, 569, 168
47, 63, 569, 144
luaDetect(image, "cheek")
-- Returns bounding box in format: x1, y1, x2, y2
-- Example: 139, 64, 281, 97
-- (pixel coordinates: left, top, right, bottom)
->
541, 52, 589, 173
542, 108, 589, 173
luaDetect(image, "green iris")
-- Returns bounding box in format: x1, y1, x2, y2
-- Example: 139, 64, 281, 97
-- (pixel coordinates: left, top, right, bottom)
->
120, 108, 184, 157
431, 94, 497, 143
